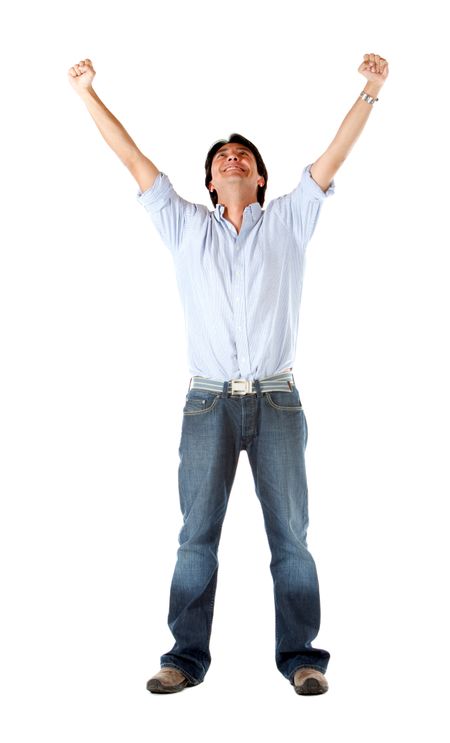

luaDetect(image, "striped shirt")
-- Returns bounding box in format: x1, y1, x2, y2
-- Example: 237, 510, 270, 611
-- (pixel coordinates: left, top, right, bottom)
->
136, 163, 335, 381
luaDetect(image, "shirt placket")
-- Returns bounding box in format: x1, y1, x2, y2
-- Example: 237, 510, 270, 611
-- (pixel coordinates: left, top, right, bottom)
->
227, 212, 252, 380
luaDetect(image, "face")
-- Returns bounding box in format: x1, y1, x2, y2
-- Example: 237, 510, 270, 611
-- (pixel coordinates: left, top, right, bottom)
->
209, 142, 265, 198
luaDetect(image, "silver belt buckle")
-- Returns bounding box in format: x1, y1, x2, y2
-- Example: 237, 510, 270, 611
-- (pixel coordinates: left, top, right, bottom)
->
230, 378, 253, 395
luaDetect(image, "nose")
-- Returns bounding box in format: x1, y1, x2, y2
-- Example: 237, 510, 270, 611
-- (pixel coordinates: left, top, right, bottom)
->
227, 154, 238, 161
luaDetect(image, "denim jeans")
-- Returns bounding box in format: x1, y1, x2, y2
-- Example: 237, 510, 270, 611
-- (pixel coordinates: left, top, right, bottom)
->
159, 379, 330, 686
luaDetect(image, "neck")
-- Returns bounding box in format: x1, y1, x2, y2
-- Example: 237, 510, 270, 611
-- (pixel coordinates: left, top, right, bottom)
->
216, 186, 258, 234
221, 203, 246, 234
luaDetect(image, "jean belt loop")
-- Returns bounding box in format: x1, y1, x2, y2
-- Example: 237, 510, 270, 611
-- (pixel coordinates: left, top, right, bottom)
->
254, 378, 262, 398
221, 380, 229, 399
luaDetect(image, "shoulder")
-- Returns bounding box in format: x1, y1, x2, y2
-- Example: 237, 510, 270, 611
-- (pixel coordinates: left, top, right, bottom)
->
266, 164, 336, 218
137, 172, 208, 218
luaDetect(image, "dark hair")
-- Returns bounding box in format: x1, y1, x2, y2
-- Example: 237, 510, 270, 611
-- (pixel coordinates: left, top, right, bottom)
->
204, 133, 268, 208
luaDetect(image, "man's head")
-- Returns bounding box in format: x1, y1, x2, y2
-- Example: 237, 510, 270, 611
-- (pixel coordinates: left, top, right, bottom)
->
204, 133, 268, 208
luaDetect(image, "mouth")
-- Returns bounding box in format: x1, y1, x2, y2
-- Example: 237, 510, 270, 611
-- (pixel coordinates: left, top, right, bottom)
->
224, 165, 244, 173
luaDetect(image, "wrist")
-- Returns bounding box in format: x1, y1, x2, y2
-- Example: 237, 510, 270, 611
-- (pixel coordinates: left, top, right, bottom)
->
362, 81, 383, 97
78, 86, 96, 101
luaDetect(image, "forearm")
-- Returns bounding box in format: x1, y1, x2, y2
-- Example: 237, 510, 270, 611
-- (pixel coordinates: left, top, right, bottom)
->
327, 81, 383, 162
78, 87, 141, 167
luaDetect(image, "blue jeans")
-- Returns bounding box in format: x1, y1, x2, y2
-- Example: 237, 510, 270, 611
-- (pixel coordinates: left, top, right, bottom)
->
160, 379, 330, 686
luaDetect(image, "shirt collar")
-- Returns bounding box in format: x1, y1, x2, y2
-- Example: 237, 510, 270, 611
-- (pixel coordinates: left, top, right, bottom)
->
213, 202, 263, 225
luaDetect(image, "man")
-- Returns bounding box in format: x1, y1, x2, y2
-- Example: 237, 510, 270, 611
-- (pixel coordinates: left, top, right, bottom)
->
68, 53, 389, 696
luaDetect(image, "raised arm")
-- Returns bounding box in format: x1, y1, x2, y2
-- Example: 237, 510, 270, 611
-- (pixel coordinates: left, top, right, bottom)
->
309, 53, 389, 192
67, 58, 159, 192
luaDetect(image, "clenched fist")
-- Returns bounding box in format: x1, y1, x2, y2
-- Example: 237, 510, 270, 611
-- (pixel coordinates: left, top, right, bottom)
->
68, 59, 96, 94
358, 53, 389, 86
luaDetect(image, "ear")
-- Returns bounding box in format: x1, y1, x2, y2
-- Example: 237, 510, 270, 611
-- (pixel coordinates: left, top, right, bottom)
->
209, 181, 215, 192
258, 178, 265, 188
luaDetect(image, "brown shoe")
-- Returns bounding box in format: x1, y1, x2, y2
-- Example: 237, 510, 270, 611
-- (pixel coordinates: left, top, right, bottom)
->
147, 667, 191, 694
293, 667, 329, 695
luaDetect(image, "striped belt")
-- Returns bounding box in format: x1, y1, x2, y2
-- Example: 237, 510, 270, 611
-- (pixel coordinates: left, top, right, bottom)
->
189, 370, 295, 396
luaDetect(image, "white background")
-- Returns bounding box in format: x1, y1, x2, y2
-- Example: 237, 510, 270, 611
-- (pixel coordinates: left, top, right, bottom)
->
1, 0, 449, 740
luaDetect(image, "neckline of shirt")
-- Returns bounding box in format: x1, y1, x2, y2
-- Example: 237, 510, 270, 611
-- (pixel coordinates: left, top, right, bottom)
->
213, 202, 263, 225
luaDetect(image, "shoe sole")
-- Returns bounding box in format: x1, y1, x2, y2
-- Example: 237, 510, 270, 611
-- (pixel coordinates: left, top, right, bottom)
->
295, 678, 328, 695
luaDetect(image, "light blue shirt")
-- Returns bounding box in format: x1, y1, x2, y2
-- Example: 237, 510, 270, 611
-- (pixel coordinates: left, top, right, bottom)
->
136, 163, 335, 381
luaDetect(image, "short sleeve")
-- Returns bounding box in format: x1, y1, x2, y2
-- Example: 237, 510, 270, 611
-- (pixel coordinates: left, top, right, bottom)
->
136, 172, 197, 254
270, 163, 336, 249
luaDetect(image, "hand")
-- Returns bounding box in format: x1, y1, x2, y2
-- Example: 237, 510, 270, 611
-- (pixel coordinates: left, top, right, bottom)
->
358, 53, 389, 86
67, 58, 96, 94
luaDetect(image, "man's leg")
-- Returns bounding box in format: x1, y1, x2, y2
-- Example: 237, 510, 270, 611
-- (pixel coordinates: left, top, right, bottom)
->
246, 385, 330, 686
158, 388, 240, 685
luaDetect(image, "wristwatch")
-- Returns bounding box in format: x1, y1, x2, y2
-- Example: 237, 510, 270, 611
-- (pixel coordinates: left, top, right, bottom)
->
360, 90, 379, 105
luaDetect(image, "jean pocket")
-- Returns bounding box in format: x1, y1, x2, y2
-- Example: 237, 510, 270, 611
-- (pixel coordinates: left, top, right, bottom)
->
183, 390, 221, 415
264, 387, 303, 411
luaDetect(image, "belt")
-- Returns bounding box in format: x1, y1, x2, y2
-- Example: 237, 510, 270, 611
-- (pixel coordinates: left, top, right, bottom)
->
189, 370, 295, 396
